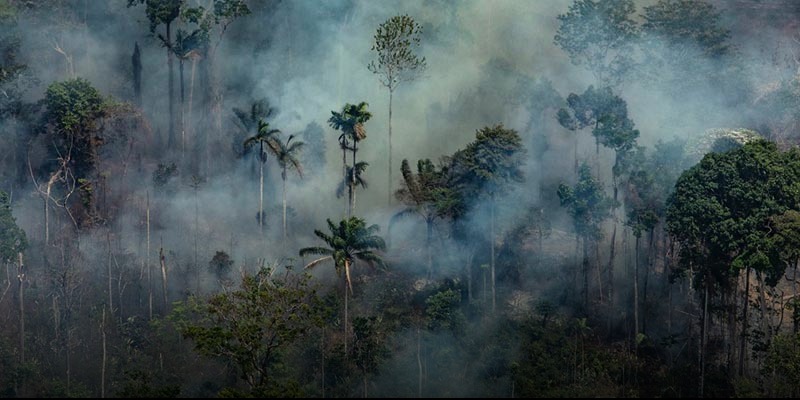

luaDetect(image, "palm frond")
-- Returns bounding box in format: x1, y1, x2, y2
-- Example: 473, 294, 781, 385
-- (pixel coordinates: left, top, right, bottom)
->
312, 229, 334, 247
355, 251, 387, 270
302, 255, 333, 270
390, 207, 420, 228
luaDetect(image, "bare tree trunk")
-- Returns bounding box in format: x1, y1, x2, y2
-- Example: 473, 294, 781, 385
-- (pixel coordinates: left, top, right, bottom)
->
160, 247, 168, 312
351, 143, 357, 216
147, 191, 152, 320
756, 271, 773, 353
44, 189, 49, 245
342, 147, 348, 218
426, 219, 433, 279
101, 306, 106, 398
388, 90, 393, 207
180, 58, 185, 160
167, 21, 175, 150
17, 252, 24, 364
106, 232, 113, 314
466, 251, 473, 302
634, 234, 639, 342
740, 266, 751, 377
417, 326, 422, 397
643, 230, 654, 335
700, 281, 708, 397
132, 42, 142, 107
583, 238, 589, 312
259, 159, 264, 235
188, 56, 198, 172
321, 326, 326, 398
490, 196, 496, 312
282, 174, 287, 244
344, 260, 350, 360
347, 182, 353, 218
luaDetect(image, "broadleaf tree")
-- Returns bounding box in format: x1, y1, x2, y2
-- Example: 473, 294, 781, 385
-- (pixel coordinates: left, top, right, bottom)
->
368, 14, 427, 206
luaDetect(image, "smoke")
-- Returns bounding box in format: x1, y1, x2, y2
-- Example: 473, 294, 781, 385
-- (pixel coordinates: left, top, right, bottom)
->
2, 0, 798, 396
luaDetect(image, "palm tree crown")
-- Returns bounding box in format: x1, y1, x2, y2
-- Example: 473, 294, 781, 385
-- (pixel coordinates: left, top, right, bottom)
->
274, 134, 305, 179
243, 119, 281, 163
299, 217, 386, 293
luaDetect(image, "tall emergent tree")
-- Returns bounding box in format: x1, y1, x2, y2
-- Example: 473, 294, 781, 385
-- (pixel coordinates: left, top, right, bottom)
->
554, 0, 638, 87
666, 140, 800, 386
558, 162, 612, 312
299, 217, 386, 356
127, 0, 183, 149
272, 134, 304, 243
368, 14, 427, 206
43, 78, 108, 227
329, 102, 372, 216
451, 124, 526, 312
243, 120, 280, 235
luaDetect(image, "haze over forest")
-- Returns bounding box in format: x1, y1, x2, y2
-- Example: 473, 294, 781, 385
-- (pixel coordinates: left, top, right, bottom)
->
2, 0, 800, 397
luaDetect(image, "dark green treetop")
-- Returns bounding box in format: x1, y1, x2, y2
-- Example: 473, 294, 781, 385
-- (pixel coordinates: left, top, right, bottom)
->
666, 140, 800, 290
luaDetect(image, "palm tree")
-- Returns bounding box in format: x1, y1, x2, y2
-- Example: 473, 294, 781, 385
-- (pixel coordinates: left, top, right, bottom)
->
329, 102, 372, 215
272, 134, 304, 242
391, 158, 456, 278
299, 217, 386, 356
243, 119, 280, 235
336, 161, 369, 217
232, 99, 275, 172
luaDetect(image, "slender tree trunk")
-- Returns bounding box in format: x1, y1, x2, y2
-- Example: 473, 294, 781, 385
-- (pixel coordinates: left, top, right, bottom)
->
573, 134, 578, 175
634, 234, 640, 342
342, 146, 348, 217
106, 232, 113, 315
388, 90, 393, 206
466, 251, 473, 302
348, 183, 353, 218
700, 281, 708, 398
643, 229, 654, 335
194, 187, 199, 293
146, 191, 152, 320
282, 173, 287, 244
188, 56, 198, 173
180, 58, 185, 159
160, 247, 168, 312
426, 219, 433, 279
44, 186, 50, 245
417, 326, 422, 397
582, 238, 590, 312
344, 260, 350, 359
756, 271, 773, 355
17, 252, 24, 364
351, 143, 357, 216
259, 158, 264, 235
167, 22, 175, 150
608, 175, 618, 305
132, 42, 142, 108
321, 326, 326, 398
490, 196, 496, 312
101, 306, 106, 398
740, 266, 751, 377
